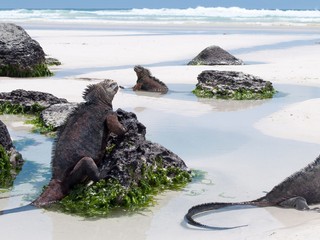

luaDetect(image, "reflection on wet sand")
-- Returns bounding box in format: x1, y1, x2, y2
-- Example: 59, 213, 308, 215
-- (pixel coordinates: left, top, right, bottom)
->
197, 98, 271, 112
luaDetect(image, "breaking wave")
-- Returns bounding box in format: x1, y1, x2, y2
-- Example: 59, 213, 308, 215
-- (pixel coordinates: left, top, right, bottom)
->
0, 7, 319, 25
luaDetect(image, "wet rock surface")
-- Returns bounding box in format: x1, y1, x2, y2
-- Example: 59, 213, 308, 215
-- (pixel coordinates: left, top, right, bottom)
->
194, 70, 275, 100
0, 89, 68, 112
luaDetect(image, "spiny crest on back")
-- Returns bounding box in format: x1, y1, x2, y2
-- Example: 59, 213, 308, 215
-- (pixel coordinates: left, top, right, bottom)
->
82, 79, 119, 105
51, 102, 83, 164
83, 84, 97, 102
51, 79, 119, 165
303, 155, 320, 171
268, 154, 320, 193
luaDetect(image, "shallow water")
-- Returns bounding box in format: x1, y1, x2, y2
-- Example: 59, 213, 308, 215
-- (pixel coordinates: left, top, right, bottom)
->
1, 83, 320, 239
132, 84, 320, 239
2, 84, 320, 193
121, 84, 320, 163
0, 122, 52, 205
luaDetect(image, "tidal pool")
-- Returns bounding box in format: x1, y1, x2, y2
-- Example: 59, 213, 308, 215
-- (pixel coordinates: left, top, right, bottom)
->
0, 83, 320, 240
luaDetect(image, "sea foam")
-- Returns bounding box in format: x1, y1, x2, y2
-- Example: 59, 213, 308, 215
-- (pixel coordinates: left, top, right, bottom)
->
0, 7, 319, 26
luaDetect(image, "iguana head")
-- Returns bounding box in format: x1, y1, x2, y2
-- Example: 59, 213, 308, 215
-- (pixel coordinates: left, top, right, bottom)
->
134, 65, 143, 73
83, 79, 118, 106
134, 65, 151, 78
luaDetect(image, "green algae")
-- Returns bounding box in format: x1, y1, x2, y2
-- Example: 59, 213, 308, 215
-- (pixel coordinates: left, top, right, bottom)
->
0, 144, 14, 188
50, 163, 192, 218
192, 86, 276, 100
0, 102, 46, 115
0, 63, 53, 78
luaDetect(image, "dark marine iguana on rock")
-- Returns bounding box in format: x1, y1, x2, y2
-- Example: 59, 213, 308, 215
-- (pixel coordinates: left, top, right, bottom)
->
32, 79, 126, 207
132, 65, 168, 93
185, 154, 320, 230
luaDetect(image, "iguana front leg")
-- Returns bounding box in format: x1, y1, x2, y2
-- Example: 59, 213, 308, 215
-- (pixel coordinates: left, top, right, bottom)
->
106, 112, 126, 135
133, 79, 143, 91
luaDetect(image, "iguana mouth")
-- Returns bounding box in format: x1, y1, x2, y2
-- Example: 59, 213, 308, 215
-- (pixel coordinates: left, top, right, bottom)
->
109, 81, 118, 92
134, 65, 142, 72
101, 79, 118, 93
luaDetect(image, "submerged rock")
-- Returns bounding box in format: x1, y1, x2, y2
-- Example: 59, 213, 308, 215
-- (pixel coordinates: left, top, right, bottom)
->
193, 70, 275, 100
0, 120, 23, 187
0, 23, 52, 77
188, 45, 244, 65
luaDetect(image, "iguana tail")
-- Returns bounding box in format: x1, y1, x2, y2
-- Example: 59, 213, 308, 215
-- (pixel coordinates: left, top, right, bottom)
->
185, 201, 262, 230
32, 179, 65, 207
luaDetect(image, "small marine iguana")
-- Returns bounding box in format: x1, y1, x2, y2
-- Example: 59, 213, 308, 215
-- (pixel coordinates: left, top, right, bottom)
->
32, 79, 126, 207
185, 154, 320, 230
132, 65, 168, 93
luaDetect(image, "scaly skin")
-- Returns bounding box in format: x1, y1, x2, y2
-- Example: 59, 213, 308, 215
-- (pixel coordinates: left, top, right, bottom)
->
32, 79, 126, 207
186, 155, 320, 230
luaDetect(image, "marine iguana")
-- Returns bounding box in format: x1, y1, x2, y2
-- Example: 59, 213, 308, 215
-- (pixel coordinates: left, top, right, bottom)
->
185, 154, 320, 230
32, 79, 126, 207
132, 65, 168, 94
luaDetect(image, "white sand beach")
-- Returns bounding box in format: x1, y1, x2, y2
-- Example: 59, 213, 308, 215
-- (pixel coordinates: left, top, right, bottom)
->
1, 22, 320, 240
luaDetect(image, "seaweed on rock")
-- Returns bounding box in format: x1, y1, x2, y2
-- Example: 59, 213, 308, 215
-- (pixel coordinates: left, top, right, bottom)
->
55, 163, 191, 217
0, 63, 52, 78
193, 70, 276, 100
0, 144, 13, 188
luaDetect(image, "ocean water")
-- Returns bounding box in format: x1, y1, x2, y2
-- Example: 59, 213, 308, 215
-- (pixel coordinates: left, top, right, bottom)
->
0, 7, 319, 26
